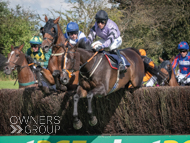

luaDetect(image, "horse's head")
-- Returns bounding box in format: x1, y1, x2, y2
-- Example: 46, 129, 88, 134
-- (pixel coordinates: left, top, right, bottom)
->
40, 16, 60, 53
60, 44, 80, 85
158, 57, 173, 85
4, 44, 26, 75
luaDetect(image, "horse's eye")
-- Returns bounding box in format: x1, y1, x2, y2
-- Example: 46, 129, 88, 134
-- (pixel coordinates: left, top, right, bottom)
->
40, 27, 44, 33
16, 54, 19, 57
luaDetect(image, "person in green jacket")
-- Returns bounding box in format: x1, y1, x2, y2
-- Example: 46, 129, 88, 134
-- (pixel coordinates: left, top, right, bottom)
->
26, 36, 54, 89
26, 36, 51, 68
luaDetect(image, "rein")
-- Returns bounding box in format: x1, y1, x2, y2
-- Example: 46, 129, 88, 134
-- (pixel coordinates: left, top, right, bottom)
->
9, 55, 36, 86
79, 51, 103, 80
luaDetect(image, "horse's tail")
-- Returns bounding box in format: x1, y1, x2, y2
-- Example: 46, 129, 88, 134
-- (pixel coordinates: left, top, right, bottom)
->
128, 47, 166, 84
0, 53, 7, 71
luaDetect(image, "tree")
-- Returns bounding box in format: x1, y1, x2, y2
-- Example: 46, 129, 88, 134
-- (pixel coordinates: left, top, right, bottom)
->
44, 0, 123, 37
0, 1, 41, 55
109, 0, 190, 63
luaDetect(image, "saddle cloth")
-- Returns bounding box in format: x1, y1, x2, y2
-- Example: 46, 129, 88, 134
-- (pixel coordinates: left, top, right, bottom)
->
103, 51, 130, 69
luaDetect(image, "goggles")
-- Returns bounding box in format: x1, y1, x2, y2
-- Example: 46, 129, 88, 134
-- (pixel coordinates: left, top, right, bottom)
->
96, 20, 106, 24
31, 44, 39, 48
179, 49, 187, 53
68, 31, 78, 35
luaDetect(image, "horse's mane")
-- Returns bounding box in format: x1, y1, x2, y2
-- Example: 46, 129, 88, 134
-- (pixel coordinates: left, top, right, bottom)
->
0, 53, 7, 71
77, 38, 93, 51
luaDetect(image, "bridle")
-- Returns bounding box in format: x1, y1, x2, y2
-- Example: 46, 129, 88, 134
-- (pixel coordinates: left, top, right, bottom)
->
62, 44, 78, 79
40, 19, 64, 50
159, 61, 172, 85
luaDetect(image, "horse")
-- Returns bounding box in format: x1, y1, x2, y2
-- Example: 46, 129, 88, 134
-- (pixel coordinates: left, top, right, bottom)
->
158, 57, 179, 86
59, 44, 164, 129
40, 16, 80, 91
3, 44, 55, 90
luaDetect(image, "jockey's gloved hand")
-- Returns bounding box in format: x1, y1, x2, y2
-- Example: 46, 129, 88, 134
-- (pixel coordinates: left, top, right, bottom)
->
180, 76, 187, 84
96, 46, 103, 52
33, 60, 41, 66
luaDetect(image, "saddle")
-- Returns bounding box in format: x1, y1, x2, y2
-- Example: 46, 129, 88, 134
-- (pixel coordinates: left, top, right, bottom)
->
103, 51, 130, 69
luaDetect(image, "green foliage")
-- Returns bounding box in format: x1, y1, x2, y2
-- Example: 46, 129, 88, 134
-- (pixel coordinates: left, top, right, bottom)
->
0, 1, 41, 56
109, 0, 190, 63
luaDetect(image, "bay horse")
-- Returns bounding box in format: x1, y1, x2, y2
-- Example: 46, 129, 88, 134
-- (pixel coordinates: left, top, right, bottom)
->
60, 45, 163, 129
3, 44, 55, 90
159, 57, 179, 86
40, 16, 79, 91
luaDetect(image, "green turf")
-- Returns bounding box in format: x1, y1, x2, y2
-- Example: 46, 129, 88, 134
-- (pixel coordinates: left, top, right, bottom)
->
0, 80, 19, 89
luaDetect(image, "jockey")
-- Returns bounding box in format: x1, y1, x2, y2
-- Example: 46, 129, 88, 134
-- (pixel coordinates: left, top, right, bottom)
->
139, 49, 157, 87
26, 36, 53, 89
86, 10, 127, 73
64, 22, 87, 46
172, 41, 190, 85
26, 36, 52, 68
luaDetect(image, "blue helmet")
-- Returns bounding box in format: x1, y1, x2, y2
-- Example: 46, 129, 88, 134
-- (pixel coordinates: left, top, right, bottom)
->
66, 22, 79, 33
178, 41, 189, 50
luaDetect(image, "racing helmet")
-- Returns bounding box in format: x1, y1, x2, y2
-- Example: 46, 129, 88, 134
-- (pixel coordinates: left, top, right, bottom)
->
66, 22, 79, 34
178, 41, 189, 50
95, 10, 108, 21
30, 36, 42, 45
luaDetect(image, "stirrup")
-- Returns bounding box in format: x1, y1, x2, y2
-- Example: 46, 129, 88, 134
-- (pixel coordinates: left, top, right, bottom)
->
119, 64, 127, 73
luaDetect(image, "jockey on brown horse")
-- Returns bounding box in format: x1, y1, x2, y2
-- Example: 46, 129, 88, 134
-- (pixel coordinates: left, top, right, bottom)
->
59, 10, 166, 129
4, 44, 55, 90
87, 10, 128, 73
25, 36, 56, 90
40, 16, 82, 91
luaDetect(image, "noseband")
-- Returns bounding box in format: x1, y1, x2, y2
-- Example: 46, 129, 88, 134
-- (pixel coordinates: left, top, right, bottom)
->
159, 60, 172, 84
41, 19, 59, 48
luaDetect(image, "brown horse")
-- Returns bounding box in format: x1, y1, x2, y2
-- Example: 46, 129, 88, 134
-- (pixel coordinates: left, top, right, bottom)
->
159, 57, 179, 86
60, 45, 164, 129
40, 16, 79, 91
4, 44, 55, 89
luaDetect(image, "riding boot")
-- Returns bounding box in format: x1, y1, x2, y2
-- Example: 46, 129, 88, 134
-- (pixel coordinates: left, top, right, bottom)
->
113, 49, 127, 73
35, 66, 43, 88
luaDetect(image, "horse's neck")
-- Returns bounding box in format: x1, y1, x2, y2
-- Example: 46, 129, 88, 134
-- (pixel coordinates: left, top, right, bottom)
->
17, 59, 35, 83
169, 70, 179, 86
52, 24, 66, 53
77, 48, 95, 64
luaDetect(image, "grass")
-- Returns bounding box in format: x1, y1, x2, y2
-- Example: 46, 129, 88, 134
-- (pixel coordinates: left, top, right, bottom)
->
0, 80, 19, 89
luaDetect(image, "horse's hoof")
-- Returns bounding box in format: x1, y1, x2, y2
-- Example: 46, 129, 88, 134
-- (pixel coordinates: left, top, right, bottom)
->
60, 85, 67, 91
42, 86, 50, 94
73, 120, 83, 130
89, 116, 97, 126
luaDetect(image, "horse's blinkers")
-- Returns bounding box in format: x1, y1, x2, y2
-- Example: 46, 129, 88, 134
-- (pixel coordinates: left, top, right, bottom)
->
41, 19, 58, 44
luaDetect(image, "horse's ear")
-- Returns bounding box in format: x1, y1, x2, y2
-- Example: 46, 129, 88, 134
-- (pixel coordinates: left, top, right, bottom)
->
54, 17, 60, 24
159, 57, 164, 63
11, 45, 14, 51
19, 43, 24, 51
45, 15, 48, 22
170, 56, 175, 64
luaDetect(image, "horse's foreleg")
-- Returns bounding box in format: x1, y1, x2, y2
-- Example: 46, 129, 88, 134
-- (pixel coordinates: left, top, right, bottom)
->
73, 93, 82, 130
41, 68, 55, 84
87, 83, 106, 126
36, 66, 42, 87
